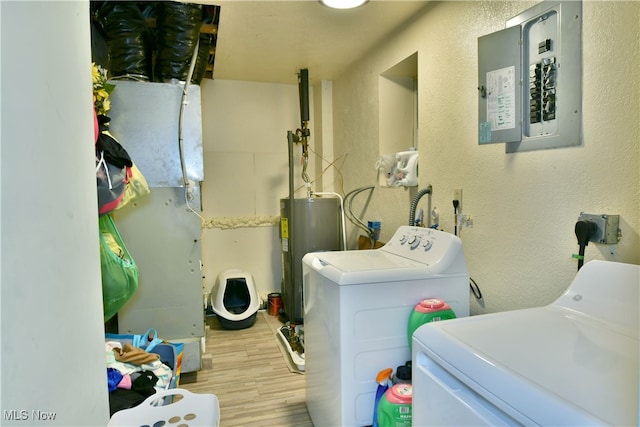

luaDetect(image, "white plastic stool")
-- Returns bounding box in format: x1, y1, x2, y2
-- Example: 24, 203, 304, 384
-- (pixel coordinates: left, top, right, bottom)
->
108, 388, 220, 427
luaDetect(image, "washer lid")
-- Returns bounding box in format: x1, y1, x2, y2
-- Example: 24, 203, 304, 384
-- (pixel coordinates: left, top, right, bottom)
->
303, 250, 436, 285
314, 250, 421, 271
414, 306, 639, 426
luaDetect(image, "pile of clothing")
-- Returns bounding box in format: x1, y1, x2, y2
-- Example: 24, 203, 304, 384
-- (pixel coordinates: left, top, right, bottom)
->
106, 341, 174, 415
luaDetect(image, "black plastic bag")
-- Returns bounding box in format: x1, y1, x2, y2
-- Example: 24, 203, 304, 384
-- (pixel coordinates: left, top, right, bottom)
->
96, 116, 133, 169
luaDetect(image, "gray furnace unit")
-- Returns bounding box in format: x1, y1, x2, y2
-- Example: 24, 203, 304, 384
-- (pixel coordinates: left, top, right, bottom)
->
108, 80, 204, 373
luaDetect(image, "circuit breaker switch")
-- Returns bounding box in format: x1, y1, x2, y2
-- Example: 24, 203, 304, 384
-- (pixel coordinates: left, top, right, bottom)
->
538, 38, 552, 54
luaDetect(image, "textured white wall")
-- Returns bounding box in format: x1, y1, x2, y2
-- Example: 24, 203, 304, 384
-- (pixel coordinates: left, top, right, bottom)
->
199, 79, 316, 301
332, 1, 639, 314
1, 1, 110, 424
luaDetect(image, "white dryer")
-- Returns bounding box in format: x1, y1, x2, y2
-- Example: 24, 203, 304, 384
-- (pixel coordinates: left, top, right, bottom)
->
303, 226, 470, 427
412, 260, 639, 426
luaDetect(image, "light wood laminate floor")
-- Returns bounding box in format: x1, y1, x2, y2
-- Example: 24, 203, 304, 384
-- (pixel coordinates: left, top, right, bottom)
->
181, 311, 313, 426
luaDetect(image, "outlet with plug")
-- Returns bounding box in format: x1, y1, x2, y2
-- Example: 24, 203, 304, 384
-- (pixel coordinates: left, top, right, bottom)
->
577, 212, 621, 244
452, 189, 472, 231
453, 189, 462, 210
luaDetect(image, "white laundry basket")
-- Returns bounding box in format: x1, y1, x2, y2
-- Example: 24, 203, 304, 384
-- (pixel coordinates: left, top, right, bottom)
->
108, 388, 220, 427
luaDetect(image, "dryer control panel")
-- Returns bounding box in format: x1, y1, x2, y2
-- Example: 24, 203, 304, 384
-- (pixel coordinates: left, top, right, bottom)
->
380, 226, 465, 273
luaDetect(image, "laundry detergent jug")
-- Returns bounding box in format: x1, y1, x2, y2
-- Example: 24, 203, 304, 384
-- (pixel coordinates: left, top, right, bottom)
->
407, 298, 456, 348
377, 383, 412, 427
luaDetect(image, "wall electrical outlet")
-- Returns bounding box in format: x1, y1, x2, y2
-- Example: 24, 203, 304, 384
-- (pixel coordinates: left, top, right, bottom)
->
453, 189, 463, 210
577, 212, 621, 244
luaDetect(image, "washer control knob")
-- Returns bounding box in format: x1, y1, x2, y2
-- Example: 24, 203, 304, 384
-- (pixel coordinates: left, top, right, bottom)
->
423, 239, 433, 251
399, 234, 408, 244
409, 235, 421, 249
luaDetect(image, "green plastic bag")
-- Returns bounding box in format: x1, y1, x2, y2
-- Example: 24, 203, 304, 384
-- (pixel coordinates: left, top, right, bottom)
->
99, 214, 138, 321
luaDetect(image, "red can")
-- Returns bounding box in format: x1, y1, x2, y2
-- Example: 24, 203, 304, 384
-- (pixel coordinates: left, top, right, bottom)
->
268, 293, 283, 316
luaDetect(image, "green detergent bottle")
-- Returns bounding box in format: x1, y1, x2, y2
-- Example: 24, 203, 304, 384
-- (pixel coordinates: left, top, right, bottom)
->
407, 298, 456, 349
377, 383, 412, 427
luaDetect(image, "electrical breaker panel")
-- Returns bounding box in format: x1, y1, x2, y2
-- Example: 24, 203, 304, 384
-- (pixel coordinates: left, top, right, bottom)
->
477, 25, 522, 145
478, 1, 582, 152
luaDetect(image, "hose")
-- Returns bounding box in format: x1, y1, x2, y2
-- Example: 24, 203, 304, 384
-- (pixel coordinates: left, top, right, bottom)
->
345, 186, 374, 231
409, 185, 432, 226
344, 186, 376, 239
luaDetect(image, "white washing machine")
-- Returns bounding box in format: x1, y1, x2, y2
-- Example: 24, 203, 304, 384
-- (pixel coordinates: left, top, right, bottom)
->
302, 226, 470, 427
412, 260, 639, 426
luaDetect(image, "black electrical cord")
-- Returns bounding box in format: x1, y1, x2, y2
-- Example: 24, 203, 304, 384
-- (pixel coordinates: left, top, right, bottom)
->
452, 199, 460, 236
574, 220, 597, 271
449, 199, 480, 299
470, 277, 482, 300
449, 199, 481, 299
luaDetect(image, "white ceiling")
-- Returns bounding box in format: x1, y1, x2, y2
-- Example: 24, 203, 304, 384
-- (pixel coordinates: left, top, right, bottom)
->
204, 1, 430, 84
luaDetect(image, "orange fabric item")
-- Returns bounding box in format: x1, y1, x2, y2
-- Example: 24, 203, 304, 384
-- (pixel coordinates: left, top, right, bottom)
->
113, 343, 159, 366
